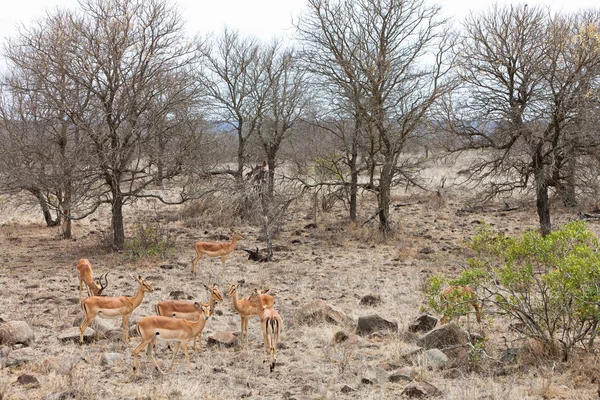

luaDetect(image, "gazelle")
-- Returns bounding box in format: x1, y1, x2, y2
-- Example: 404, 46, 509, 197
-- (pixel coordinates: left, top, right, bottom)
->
79, 276, 153, 344
226, 279, 274, 346
191, 228, 244, 274
76, 258, 108, 299
249, 289, 282, 372
439, 285, 482, 331
133, 303, 213, 374
155, 283, 223, 351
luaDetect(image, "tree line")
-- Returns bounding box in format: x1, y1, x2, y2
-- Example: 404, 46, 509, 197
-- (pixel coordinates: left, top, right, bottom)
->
0, 0, 599, 249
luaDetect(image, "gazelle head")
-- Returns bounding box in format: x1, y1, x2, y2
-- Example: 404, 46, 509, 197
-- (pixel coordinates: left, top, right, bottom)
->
226, 279, 245, 297
94, 272, 110, 296
204, 283, 223, 302
230, 228, 244, 240
193, 302, 212, 320
134, 276, 153, 293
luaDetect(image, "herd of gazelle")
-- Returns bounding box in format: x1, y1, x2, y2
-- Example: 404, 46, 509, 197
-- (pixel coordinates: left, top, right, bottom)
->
76, 229, 283, 373
76, 229, 482, 373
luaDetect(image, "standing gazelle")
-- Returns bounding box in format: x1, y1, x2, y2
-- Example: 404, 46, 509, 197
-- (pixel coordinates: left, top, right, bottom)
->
133, 303, 213, 374
155, 283, 223, 352
80, 276, 153, 344
191, 228, 244, 274
76, 258, 108, 299
226, 280, 274, 347
249, 289, 282, 372
439, 285, 482, 331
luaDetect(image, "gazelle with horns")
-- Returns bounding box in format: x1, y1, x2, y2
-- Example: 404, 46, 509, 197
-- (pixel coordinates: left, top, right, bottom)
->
76, 258, 108, 299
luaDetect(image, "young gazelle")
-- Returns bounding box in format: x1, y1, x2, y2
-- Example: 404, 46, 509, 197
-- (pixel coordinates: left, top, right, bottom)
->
191, 228, 244, 274
79, 276, 153, 344
249, 289, 282, 372
226, 280, 274, 346
439, 285, 482, 331
76, 258, 108, 299
155, 283, 223, 351
133, 303, 213, 374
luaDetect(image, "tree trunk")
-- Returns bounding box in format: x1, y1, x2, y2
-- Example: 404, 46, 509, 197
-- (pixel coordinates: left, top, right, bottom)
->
535, 173, 552, 237
349, 151, 358, 221
377, 162, 393, 232
30, 188, 58, 227
267, 154, 276, 199
111, 194, 126, 250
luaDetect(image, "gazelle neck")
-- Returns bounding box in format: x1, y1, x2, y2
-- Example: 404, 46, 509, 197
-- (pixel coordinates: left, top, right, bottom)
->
190, 317, 207, 335
130, 285, 146, 308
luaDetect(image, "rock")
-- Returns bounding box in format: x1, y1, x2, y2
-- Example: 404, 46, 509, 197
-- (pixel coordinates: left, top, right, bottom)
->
416, 323, 468, 350
397, 344, 423, 359
357, 315, 398, 335
207, 332, 238, 347
359, 294, 382, 306
340, 385, 357, 393
5, 347, 38, 367
41, 391, 77, 400
408, 314, 438, 333
58, 327, 96, 343
419, 247, 435, 254
389, 367, 416, 382
17, 374, 40, 388
500, 348, 520, 364
101, 352, 124, 366
0, 321, 34, 346
421, 348, 449, 369
398, 330, 419, 344
73, 315, 114, 334
401, 381, 439, 398
361, 365, 388, 385
294, 299, 351, 326
106, 329, 125, 341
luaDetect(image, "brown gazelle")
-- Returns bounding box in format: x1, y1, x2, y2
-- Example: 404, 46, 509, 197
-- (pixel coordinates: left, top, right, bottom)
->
133, 303, 213, 374
439, 285, 482, 331
191, 228, 244, 274
76, 258, 108, 299
226, 280, 274, 346
155, 283, 223, 351
249, 289, 282, 372
79, 276, 153, 344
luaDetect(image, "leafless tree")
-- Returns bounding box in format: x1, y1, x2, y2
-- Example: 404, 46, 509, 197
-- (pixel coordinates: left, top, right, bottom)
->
446, 4, 600, 235
296, 0, 454, 230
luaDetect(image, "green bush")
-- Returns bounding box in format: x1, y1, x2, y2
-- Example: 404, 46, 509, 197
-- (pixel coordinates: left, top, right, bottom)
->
124, 222, 175, 259
451, 220, 600, 360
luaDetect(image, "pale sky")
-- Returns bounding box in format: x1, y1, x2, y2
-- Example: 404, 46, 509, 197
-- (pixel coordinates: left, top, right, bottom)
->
0, 0, 599, 46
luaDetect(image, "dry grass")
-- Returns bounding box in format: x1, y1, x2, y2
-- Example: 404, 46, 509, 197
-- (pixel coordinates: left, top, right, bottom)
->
2, 160, 600, 399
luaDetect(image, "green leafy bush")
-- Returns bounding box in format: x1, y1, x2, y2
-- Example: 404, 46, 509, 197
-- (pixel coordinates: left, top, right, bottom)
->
450, 220, 600, 360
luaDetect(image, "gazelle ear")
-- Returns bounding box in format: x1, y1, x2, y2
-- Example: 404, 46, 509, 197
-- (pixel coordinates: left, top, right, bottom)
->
230, 227, 235, 233
203, 284, 209, 290
238, 279, 245, 285
262, 289, 270, 294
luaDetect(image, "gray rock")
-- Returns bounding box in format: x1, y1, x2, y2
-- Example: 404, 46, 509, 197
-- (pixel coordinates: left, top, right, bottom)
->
0, 321, 34, 346
361, 365, 388, 385
6, 347, 38, 367
359, 294, 382, 306
401, 381, 439, 398
101, 352, 124, 365
58, 327, 96, 343
73, 315, 115, 334
408, 314, 438, 333
207, 332, 238, 347
389, 367, 416, 383
41, 391, 77, 400
357, 314, 398, 335
416, 323, 468, 349
17, 374, 40, 388
422, 348, 449, 369
294, 299, 351, 326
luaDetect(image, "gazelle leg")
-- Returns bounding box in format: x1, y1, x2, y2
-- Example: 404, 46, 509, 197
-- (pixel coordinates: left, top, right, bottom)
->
80, 316, 94, 344
182, 342, 192, 372
122, 315, 130, 342
168, 342, 181, 372
191, 251, 204, 274
133, 339, 154, 374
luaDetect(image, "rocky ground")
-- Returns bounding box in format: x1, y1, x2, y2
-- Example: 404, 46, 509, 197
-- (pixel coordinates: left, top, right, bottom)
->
1, 161, 600, 399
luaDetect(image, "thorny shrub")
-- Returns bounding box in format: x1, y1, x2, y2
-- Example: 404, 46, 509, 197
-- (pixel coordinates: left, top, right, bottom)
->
426, 220, 600, 361
124, 222, 175, 259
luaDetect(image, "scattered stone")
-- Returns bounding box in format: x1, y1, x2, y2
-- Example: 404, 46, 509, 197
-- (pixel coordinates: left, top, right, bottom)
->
5, 347, 38, 367
389, 367, 416, 383
340, 385, 356, 393
294, 299, 351, 326
58, 327, 96, 343
361, 366, 388, 385
398, 330, 419, 344
207, 332, 238, 347
359, 294, 382, 306
408, 314, 438, 333
401, 381, 439, 398
333, 331, 348, 344
421, 348, 449, 369
397, 344, 423, 359
106, 329, 125, 341
416, 323, 468, 350
500, 348, 520, 364
101, 352, 124, 366
0, 321, 34, 346
419, 247, 435, 254
169, 290, 186, 300
304, 223, 317, 229
357, 315, 398, 336
17, 374, 40, 388
41, 391, 77, 400
72, 316, 114, 334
